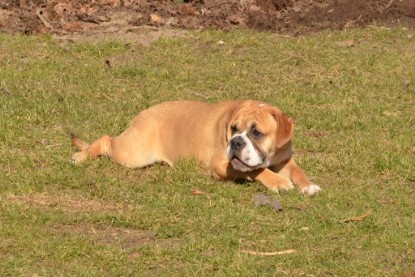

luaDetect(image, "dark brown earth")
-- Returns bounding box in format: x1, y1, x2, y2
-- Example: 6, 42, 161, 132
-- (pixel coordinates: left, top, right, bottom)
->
1, 0, 415, 37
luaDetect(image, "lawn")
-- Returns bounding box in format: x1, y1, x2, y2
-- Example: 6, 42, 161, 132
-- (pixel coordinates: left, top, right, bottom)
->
0, 27, 414, 276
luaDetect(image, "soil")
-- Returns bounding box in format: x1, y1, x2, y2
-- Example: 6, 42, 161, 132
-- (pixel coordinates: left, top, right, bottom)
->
1, 0, 415, 40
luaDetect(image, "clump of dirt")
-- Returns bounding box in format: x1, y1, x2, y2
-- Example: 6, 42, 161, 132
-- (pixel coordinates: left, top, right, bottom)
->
1, 0, 414, 38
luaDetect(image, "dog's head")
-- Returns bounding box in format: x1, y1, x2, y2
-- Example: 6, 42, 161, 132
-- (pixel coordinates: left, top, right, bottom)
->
225, 101, 294, 172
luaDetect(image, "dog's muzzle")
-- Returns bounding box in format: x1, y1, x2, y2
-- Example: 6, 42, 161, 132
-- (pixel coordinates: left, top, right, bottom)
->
227, 133, 265, 172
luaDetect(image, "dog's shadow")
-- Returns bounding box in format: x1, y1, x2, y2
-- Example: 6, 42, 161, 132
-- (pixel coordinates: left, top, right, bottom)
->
234, 178, 250, 185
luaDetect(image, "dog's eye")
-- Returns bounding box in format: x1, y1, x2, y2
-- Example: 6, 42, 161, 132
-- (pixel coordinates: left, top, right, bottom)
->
252, 128, 263, 139
231, 124, 238, 134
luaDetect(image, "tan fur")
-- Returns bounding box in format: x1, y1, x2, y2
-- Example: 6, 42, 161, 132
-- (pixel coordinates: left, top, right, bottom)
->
71, 100, 321, 195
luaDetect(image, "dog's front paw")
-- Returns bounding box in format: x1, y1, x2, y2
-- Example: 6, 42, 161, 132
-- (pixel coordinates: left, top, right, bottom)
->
300, 184, 322, 196
256, 169, 295, 193
72, 151, 88, 164
267, 178, 294, 193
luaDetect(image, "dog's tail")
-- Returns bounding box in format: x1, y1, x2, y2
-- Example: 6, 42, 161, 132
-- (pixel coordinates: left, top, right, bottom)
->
70, 133, 90, 151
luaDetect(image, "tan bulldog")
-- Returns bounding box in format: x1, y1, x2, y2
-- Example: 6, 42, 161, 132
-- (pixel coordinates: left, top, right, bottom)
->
71, 100, 321, 195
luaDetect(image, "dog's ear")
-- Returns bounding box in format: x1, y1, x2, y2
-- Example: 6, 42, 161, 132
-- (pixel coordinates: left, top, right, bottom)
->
272, 110, 295, 148
224, 101, 243, 142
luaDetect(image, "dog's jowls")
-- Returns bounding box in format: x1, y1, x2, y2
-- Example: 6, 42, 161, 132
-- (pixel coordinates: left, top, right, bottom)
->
71, 100, 321, 195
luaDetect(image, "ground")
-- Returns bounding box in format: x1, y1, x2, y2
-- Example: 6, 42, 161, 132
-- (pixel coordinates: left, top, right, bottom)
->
1, 0, 415, 40
1, 1, 415, 276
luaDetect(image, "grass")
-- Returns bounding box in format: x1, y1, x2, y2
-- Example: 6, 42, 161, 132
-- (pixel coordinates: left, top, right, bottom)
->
0, 27, 414, 276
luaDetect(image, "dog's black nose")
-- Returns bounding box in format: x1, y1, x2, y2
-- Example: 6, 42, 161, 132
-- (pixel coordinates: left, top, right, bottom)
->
231, 136, 245, 150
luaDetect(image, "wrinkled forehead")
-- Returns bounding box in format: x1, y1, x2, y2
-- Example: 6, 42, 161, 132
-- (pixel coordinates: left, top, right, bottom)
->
232, 103, 278, 130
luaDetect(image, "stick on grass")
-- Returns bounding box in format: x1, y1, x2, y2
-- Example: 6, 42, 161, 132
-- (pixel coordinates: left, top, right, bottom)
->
241, 249, 297, 256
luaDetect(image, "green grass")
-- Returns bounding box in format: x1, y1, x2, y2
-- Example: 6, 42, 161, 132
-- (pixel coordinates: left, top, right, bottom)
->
0, 27, 414, 276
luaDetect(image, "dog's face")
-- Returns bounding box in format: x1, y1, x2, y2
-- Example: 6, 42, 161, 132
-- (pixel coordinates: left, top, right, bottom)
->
226, 101, 294, 172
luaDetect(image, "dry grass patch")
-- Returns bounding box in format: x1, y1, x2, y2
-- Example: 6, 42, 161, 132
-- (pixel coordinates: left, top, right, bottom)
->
4, 193, 135, 214
48, 223, 157, 249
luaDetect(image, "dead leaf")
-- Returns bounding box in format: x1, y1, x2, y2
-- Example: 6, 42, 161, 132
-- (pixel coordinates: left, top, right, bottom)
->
249, 5, 262, 12
227, 14, 245, 25
252, 194, 283, 212
150, 14, 163, 24
191, 189, 207, 195
63, 22, 83, 32
180, 4, 199, 16
341, 212, 370, 223
404, 80, 411, 86
241, 249, 297, 256
204, 0, 222, 9
337, 39, 355, 47
79, 4, 96, 16
383, 111, 400, 117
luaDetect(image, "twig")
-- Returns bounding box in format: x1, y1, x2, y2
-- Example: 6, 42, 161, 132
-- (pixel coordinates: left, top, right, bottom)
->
272, 54, 314, 67
341, 212, 371, 223
292, 54, 314, 66
191, 189, 212, 206
36, 10, 52, 29
385, 0, 395, 10
102, 93, 114, 102
45, 143, 63, 148
241, 249, 297, 256
273, 33, 294, 38
191, 189, 208, 195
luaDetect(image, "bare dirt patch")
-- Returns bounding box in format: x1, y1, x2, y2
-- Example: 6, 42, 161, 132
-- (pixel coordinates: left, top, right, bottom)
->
4, 193, 134, 213
1, 0, 414, 41
48, 223, 183, 255
4, 193, 182, 252
49, 223, 158, 249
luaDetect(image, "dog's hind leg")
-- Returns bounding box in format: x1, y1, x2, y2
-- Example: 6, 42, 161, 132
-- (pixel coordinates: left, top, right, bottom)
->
71, 134, 112, 164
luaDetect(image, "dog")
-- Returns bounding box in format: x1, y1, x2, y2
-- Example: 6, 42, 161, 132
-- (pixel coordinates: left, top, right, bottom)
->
71, 100, 321, 195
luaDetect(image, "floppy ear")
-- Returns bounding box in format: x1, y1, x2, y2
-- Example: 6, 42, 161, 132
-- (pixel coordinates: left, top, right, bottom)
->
275, 112, 295, 148
223, 101, 242, 143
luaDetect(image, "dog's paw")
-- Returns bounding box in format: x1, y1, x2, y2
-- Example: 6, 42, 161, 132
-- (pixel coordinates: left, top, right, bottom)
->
300, 184, 322, 196
71, 151, 88, 164
267, 179, 294, 193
